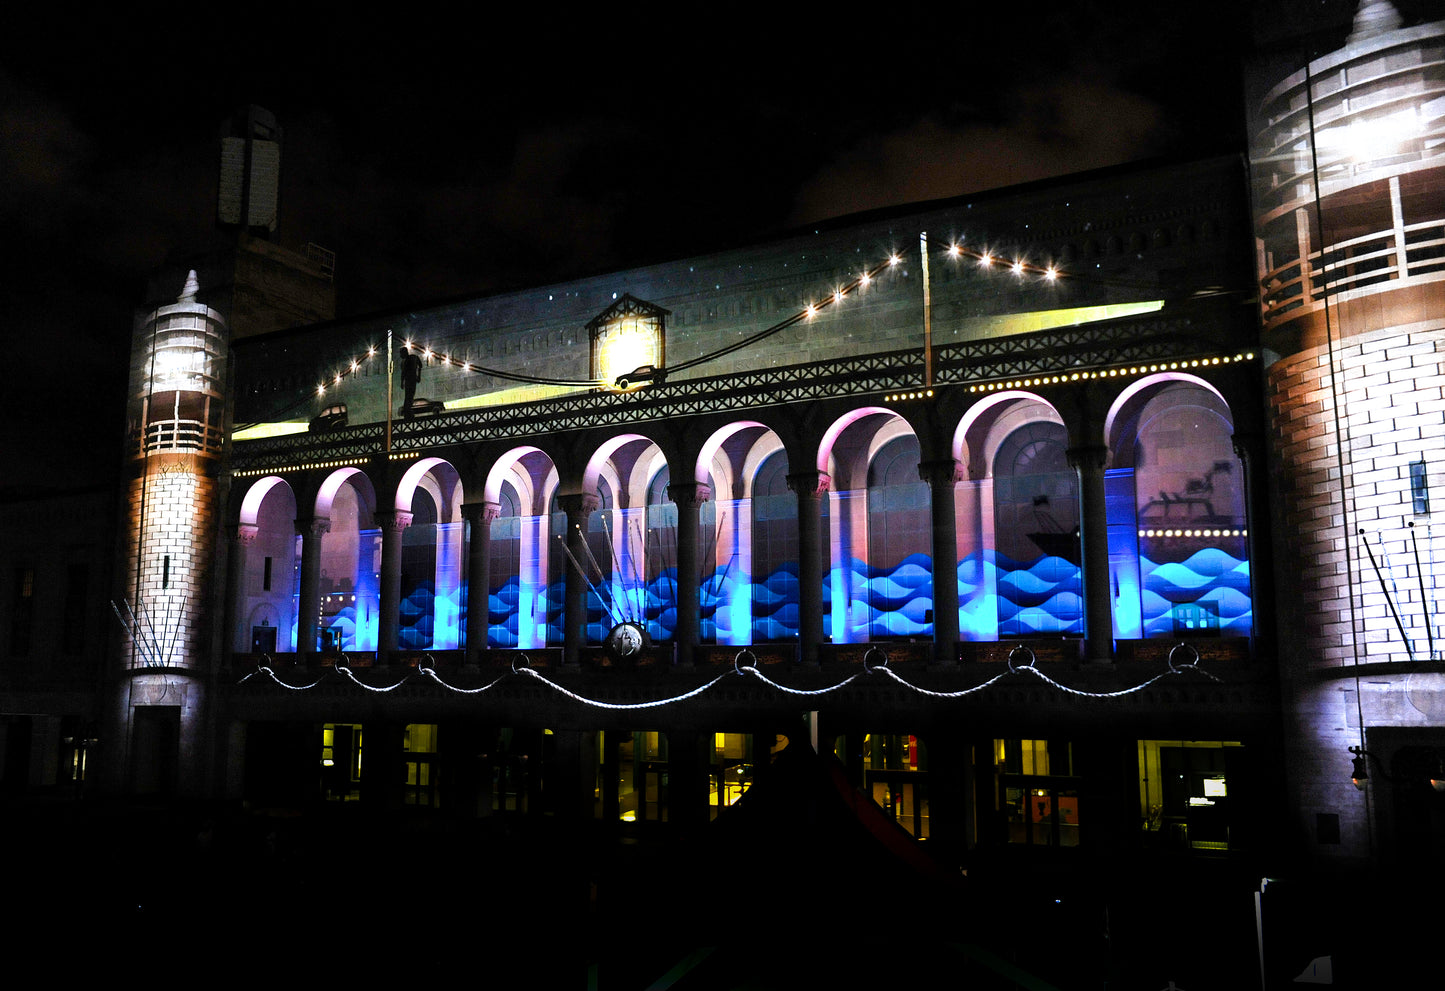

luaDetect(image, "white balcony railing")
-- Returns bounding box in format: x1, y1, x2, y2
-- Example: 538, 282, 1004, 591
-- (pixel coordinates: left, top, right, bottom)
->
141, 418, 226, 456
1260, 217, 1445, 328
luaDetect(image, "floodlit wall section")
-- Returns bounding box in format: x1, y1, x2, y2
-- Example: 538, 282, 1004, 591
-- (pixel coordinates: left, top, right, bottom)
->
232, 158, 1246, 433
231, 380, 1253, 651
1248, 11, 1445, 865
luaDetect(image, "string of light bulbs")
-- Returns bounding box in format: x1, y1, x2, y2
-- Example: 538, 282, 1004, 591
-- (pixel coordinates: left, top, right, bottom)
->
238, 648, 1220, 707
303, 234, 1079, 399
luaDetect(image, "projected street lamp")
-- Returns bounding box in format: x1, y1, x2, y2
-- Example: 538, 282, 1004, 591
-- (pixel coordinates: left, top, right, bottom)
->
588, 294, 669, 392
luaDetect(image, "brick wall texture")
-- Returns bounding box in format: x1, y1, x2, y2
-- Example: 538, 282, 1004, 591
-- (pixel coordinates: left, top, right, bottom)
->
1269, 323, 1445, 670
119, 458, 217, 671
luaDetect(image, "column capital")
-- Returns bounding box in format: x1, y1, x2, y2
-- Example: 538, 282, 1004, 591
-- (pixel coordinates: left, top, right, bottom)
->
374, 510, 414, 533
917, 458, 964, 486
786, 470, 831, 499
295, 517, 331, 539
557, 493, 600, 520
461, 500, 502, 524
667, 481, 712, 509
1066, 445, 1109, 472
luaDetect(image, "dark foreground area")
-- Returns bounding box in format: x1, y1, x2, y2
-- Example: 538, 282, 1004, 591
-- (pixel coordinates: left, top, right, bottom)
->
3, 742, 1425, 989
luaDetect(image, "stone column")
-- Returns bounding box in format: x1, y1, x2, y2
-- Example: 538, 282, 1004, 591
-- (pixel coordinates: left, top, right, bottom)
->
225, 523, 258, 655
375, 510, 413, 657
669, 481, 712, 667
558, 494, 599, 665
918, 459, 963, 665
787, 470, 830, 665
462, 501, 501, 661
1068, 445, 1113, 664
1233, 432, 1269, 657
296, 517, 330, 657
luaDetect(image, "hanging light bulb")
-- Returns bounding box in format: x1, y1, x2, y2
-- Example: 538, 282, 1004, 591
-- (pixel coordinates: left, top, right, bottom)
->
1349, 746, 1369, 790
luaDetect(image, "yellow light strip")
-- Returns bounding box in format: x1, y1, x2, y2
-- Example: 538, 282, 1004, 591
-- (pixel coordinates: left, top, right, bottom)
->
233, 457, 370, 478
1139, 529, 1248, 538
232, 422, 309, 441
884, 389, 935, 402
967, 353, 1256, 393
956, 299, 1165, 339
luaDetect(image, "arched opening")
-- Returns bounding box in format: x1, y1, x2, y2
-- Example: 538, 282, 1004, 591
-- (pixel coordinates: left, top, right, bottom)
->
694, 422, 788, 646
566, 435, 671, 645
237, 477, 297, 652
820, 410, 930, 643
315, 470, 379, 652
485, 448, 557, 649
953, 393, 1076, 640
1107, 377, 1250, 639
751, 449, 798, 643
644, 463, 676, 642
993, 420, 1082, 637
396, 459, 463, 650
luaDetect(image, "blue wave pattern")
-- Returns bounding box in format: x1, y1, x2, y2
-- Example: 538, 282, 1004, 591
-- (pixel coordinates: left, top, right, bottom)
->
399, 581, 433, 650
322, 604, 374, 651
822, 554, 935, 640
488, 576, 522, 647
753, 565, 800, 641
957, 552, 997, 640
699, 565, 729, 642
991, 551, 1084, 637
482, 548, 1249, 647
499, 565, 808, 645
1140, 547, 1251, 636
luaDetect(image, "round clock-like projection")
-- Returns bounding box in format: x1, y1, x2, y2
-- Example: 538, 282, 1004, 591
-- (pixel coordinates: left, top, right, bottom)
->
605, 621, 648, 660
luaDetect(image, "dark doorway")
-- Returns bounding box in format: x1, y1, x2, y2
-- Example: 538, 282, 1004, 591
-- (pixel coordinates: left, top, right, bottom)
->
251, 624, 277, 653
131, 706, 180, 796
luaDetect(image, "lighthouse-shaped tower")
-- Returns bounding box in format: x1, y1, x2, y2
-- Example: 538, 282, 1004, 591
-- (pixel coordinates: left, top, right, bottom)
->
107, 271, 229, 796
1251, 1, 1445, 868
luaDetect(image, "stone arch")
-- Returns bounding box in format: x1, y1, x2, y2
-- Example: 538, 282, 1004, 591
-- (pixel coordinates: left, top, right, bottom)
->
693, 421, 791, 645
954, 391, 1064, 478
816, 406, 928, 644
395, 456, 463, 521
313, 466, 376, 521
483, 446, 560, 649
311, 467, 379, 652
484, 446, 558, 515
1104, 373, 1250, 640
238, 475, 291, 527
1105, 372, 1231, 458
392, 457, 466, 650
576, 433, 674, 643
952, 392, 1072, 641
235, 476, 298, 653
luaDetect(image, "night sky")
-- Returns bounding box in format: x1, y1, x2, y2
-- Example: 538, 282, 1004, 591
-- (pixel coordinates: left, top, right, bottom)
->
0, 1, 1397, 491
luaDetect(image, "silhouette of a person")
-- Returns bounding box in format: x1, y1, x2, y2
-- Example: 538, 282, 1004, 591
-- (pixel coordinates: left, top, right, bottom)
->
400, 346, 423, 414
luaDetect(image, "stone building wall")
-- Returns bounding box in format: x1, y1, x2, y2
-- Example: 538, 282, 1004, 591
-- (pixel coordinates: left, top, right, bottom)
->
1269, 324, 1445, 669
119, 454, 218, 670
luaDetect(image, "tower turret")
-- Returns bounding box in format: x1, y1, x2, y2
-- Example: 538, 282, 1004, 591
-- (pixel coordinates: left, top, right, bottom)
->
1250, 0, 1445, 867
105, 271, 229, 795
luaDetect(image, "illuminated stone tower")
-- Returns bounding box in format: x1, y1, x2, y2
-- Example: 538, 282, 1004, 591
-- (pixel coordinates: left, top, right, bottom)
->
1250, 1, 1445, 867
106, 271, 228, 796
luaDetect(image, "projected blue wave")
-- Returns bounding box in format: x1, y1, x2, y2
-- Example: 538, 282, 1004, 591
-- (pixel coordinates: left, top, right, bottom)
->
956, 551, 1083, 637
821, 554, 934, 640
1140, 547, 1251, 636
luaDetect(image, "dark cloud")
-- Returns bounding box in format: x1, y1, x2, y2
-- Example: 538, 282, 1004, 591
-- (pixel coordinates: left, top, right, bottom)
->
789, 77, 1170, 224
0, 2, 1257, 490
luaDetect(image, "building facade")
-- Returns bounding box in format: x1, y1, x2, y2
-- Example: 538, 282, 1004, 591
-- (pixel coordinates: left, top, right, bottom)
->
1248, 0, 1445, 873
3, 2, 1440, 983
113, 149, 1278, 859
